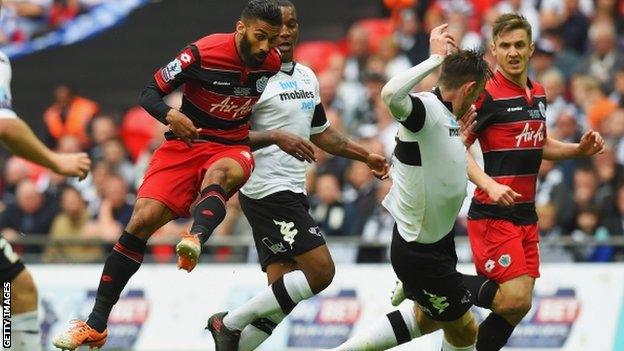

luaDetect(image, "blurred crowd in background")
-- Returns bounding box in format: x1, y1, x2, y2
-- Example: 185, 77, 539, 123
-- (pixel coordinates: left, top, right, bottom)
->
2, 0, 624, 264
0, 0, 106, 44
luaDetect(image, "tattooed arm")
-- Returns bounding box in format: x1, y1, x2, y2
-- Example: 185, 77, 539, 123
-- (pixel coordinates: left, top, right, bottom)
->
310, 126, 389, 178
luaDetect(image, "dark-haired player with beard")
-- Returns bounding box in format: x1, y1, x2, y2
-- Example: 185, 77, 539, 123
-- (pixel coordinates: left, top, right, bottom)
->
52, 1, 282, 350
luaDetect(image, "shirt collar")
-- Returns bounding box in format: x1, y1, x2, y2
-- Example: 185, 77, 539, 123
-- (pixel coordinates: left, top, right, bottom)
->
280, 61, 296, 75
494, 70, 534, 93
433, 87, 453, 113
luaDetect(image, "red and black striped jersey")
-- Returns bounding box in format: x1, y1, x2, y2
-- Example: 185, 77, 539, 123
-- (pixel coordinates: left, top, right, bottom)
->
466, 70, 547, 224
153, 33, 281, 143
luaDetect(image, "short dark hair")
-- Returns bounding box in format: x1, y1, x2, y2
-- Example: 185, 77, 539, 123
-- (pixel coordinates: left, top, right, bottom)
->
241, 0, 282, 27
276, 0, 294, 8
438, 50, 492, 90
492, 13, 532, 43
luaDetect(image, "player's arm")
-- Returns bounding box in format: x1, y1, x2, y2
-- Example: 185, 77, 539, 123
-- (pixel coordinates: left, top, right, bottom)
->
309, 103, 388, 178
466, 148, 520, 207
0, 118, 90, 178
380, 24, 453, 124
543, 131, 605, 160
139, 45, 201, 146
248, 129, 316, 163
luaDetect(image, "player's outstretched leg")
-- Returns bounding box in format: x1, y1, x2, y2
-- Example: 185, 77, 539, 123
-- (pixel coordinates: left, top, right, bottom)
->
329, 303, 434, 351
177, 155, 251, 272
213, 245, 334, 351
236, 262, 294, 351
53, 199, 173, 350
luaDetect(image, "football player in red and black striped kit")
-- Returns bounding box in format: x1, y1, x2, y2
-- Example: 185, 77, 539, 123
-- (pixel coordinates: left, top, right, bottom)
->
463, 14, 605, 351
52, 1, 283, 350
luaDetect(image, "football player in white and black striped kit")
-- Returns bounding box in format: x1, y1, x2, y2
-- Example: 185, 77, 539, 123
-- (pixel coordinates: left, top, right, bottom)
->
205, 2, 389, 351
329, 24, 492, 351
0, 50, 91, 351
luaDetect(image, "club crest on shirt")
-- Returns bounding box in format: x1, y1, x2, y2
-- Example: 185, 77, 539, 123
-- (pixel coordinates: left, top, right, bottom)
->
256, 76, 269, 93
538, 101, 546, 118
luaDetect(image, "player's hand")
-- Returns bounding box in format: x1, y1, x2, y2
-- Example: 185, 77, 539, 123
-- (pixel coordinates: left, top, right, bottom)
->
459, 104, 477, 147
272, 130, 316, 163
366, 153, 390, 180
166, 109, 201, 147
429, 23, 457, 58
576, 130, 605, 156
52, 152, 91, 180
485, 182, 521, 207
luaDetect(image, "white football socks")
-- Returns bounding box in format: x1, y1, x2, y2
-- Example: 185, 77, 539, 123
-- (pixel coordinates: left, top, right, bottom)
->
223, 270, 312, 331
237, 311, 285, 351
9, 311, 41, 351
330, 303, 421, 351
442, 338, 475, 351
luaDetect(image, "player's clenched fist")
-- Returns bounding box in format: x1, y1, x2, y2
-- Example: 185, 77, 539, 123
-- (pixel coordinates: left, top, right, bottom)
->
485, 181, 521, 208
166, 109, 202, 147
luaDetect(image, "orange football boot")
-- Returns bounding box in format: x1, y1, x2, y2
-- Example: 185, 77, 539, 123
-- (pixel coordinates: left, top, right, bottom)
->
52, 320, 108, 350
176, 232, 201, 272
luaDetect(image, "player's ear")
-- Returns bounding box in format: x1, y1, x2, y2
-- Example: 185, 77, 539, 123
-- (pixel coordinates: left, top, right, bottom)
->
528, 40, 535, 57
236, 20, 246, 35
464, 81, 477, 97
490, 40, 496, 56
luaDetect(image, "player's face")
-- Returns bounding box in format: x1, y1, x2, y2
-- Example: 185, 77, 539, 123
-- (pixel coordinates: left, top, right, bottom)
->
491, 28, 534, 80
457, 80, 484, 118
238, 19, 280, 67
277, 6, 299, 62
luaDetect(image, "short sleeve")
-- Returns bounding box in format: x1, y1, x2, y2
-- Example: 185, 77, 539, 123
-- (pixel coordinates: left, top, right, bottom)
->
153, 45, 200, 94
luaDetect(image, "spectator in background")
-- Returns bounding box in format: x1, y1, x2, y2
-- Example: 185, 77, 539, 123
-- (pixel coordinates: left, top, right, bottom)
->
0, 179, 59, 252
571, 205, 613, 261
539, 68, 573, 130
530, 38, 556, 79
578, 20, 624, 91
100, 137, 134, 188
554, 166, 600, 234
609, 66, 624, 107
605, 109, 624, 165
359, 178, 393, 262
344, 153, 379, 236
42, 84, 99, 148
44, 186, 101, 262
536, 202, 573, 262
446, 5, 482, 50
377, 36, 412, 80
311, 173, 349, 237
604, 184, 624, 237
373, 100, 399, 159
393, 8, 429, 65
83, 174, 133, 243
536, 159, 564, 206
88, 114, 118, 161
592, 146, 624, 213
343, 24, 370, 82
571, 75, 616, 131
544, 0, 590, 55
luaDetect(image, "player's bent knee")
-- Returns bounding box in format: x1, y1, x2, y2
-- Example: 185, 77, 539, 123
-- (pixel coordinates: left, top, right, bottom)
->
497, 293, 532, 317
126, 203, 165, 239
443, 317, 477, 346
306, 257, 335, 293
